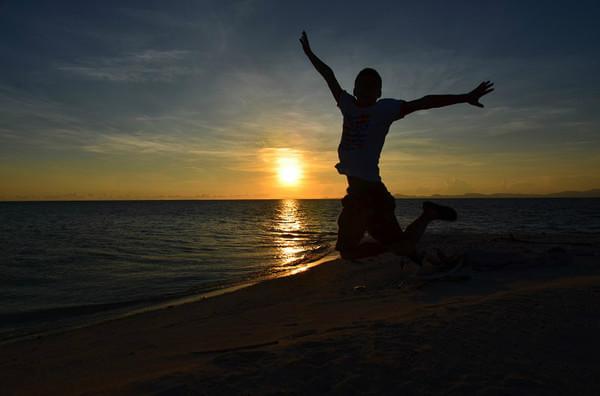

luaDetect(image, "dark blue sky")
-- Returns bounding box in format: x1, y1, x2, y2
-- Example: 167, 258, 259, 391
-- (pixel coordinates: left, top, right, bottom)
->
1, 1, 599, 198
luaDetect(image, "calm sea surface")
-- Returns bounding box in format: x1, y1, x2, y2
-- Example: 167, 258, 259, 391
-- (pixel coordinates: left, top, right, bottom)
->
1, 198, 599, 340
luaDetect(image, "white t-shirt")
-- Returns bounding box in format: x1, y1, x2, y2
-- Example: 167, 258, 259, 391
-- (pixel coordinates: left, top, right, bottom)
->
335, 90, 406, 182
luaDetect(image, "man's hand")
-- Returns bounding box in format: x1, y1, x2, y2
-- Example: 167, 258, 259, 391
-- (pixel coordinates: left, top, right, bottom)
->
299, 31, 312, 54
400, 81, 495, 118
466, 81, 494, 108
299, 30, 342, 104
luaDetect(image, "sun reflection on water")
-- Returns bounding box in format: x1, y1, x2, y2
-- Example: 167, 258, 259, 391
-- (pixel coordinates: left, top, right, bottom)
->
274, 199, 306, 267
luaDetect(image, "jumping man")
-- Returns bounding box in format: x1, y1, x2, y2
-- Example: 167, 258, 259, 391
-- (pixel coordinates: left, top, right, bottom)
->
300, 31, 494, 261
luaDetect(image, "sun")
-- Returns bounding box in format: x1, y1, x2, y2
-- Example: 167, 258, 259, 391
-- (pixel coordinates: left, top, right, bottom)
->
277, 156, 302, 186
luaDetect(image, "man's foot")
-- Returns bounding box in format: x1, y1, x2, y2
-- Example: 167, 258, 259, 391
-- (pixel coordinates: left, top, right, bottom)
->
422, 201, 458, 221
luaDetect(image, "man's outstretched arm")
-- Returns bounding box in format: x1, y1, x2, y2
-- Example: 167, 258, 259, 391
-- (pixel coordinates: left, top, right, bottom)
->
401, 81, 494, 117
299, 31, 342, 103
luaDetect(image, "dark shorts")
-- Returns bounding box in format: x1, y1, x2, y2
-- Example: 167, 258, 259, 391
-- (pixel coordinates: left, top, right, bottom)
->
335, 176, 404, 252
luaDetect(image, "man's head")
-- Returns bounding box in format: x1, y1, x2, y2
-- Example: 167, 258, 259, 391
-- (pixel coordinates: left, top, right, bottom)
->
353, 68, 382, 104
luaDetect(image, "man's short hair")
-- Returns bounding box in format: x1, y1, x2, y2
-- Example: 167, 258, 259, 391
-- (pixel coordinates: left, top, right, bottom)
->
355, 68, 382, 89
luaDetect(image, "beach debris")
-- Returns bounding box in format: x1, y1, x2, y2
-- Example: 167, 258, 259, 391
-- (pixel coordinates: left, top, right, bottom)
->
415, 255, 465, 281
548, 246, 567, 254
466, 249, 517, 271
398, 255, 416, 269
538, 247, 572, 267
465, 245, 574, 270
428, 248, 463, 268
394, 249, 469, 288
191, 340, 279, 355
284, 329, 318, 339
492, 233, 594, 247
396, 279, 425, 290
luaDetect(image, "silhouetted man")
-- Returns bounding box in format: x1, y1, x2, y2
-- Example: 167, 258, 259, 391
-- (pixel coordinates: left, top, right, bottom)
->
300, 31, 494, 261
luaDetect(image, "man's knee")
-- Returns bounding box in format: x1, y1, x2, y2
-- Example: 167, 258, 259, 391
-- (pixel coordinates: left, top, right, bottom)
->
335, 237, 360, 255
336, 209, 368, 250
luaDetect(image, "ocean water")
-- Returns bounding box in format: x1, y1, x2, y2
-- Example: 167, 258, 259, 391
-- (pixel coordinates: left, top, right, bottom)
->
1, 198, 599, 341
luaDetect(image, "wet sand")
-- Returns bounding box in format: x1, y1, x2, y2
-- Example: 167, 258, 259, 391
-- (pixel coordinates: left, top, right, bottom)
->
2, 233, 600, 395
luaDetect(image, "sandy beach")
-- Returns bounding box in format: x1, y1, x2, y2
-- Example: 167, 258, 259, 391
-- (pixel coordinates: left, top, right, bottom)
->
2, 232, 600, 395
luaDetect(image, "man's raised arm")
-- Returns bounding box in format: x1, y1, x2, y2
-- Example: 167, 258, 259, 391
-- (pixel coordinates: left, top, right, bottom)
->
299, 31, 342, 103
400, 81, 494, 117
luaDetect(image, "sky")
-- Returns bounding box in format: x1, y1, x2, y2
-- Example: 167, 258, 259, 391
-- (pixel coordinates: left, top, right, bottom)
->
1, 0, 599, 199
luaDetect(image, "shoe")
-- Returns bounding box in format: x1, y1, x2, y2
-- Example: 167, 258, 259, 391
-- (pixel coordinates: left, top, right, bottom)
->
423, 201, 457, 221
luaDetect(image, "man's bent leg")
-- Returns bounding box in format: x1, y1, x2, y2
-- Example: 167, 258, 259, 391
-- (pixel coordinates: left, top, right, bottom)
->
336, 196, 387, 260
403, 212, 433, 246
365, 188, 421, 259
369, 212, 421, 259
402, 201, 458, 244
391, 202, 457, 260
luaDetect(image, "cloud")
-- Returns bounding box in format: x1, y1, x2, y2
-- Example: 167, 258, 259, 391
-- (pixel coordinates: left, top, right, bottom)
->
81, 132, 237, 157
0, 86, 103, 150
57, 49, 200, 82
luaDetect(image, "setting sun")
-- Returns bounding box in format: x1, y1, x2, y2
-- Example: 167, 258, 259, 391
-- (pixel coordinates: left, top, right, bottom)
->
277, 156, 302, 186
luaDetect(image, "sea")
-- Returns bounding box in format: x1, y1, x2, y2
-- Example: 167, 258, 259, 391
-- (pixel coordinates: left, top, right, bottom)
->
1, 198, 599, 342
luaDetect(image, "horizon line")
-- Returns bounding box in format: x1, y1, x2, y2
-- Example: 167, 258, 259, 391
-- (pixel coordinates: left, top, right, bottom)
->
2, 189, 600, 203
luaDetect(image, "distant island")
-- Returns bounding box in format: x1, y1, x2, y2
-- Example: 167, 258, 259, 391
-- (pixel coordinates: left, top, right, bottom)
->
393, 189, 600, 199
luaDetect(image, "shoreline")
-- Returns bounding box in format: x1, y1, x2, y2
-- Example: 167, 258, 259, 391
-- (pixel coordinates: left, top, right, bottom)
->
2, 232, 599, 395
0, 252, 339, 346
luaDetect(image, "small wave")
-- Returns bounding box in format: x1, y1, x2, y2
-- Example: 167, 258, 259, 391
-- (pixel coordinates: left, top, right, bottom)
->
271, 245, 334, 269
0, 300, 155, 325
